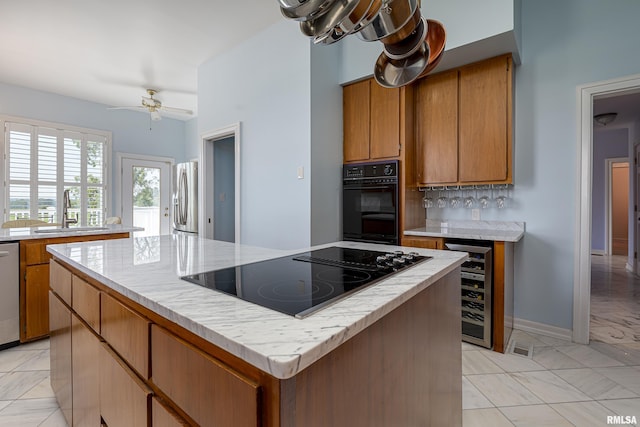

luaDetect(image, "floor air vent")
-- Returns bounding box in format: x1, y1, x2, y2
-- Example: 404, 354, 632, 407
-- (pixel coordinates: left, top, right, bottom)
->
507, 341, 534, 358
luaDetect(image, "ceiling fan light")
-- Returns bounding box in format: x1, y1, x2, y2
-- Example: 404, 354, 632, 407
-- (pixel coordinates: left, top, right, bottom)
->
150, 110, 162, 121
594, 112, 617, 126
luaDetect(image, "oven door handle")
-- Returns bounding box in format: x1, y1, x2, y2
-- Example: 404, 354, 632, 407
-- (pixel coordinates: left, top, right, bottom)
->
344, 185, 395, 191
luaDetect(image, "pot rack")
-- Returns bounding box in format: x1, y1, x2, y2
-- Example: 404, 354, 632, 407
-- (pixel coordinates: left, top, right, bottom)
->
278, 0, 446, 88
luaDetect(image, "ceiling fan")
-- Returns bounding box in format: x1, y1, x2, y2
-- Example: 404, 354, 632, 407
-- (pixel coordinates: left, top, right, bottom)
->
108, 89, 193, 121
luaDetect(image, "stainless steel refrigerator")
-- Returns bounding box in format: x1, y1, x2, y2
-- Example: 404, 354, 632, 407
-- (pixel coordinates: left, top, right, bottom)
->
172, 161, 198, 233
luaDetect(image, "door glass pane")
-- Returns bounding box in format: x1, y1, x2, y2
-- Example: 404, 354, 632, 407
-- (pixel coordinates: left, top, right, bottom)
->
65, 186, 81, 226
87, 186, 104, 226
132, 166, 160, 236
38, 185, 57, 223
9, 184, 30, 220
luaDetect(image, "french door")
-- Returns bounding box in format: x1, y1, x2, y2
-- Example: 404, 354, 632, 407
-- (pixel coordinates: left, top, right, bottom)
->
120, 157, 172, 236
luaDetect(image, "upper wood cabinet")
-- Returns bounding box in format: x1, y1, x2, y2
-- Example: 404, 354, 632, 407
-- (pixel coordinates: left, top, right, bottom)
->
343, 78, 401, 163
415, 54, 513, 186
416, 70, 459, 184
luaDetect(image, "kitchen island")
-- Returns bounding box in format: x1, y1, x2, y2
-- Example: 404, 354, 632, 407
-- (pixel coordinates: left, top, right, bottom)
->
47, 235, 466, 426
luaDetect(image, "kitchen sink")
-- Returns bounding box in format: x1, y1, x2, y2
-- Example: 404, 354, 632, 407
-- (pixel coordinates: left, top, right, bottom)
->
34, 227, 109, 233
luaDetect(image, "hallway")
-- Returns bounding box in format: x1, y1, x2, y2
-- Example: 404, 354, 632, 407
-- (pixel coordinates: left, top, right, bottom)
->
590, 255, 640, 344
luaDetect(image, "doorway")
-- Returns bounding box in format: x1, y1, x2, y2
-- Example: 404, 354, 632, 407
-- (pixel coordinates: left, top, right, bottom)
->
213, 137, 236, 242
118, 153, 172, 236
575, 74, 640, 344
200, 123, 241, 242
610, 161, 629, 256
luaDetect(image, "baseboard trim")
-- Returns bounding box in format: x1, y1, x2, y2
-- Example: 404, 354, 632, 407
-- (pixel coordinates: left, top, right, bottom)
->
591, 249, 605, 256
513, 318, 573, 342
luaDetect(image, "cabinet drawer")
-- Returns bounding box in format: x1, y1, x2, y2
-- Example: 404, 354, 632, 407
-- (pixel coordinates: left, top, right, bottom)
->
99, 342, 151, 427
49, 291, 72, 426
101, 293, 150, 378
402, 236, 445, 250
152, 397, 190, 427
72, 276, 100, 333
72, 313, 101, 427
151, 325, 260, 427
50, 259, 72, 306
23, 241, 49, 265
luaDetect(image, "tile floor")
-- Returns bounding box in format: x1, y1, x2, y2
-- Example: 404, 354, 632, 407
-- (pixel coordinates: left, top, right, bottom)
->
1, 255, 638, 426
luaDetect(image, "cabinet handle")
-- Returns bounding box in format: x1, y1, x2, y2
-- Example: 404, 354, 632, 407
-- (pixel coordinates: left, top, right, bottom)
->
0, 251, 9, 257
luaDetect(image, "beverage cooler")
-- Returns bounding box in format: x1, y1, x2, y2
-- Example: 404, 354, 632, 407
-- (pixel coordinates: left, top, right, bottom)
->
446, 242, 493, 349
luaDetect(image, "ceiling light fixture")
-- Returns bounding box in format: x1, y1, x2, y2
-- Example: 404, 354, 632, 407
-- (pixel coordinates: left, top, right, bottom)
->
150, 110, 162, 121
594, 112, 617, 126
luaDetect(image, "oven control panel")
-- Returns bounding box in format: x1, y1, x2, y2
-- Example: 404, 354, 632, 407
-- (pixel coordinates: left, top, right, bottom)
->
343, 160, 398, 181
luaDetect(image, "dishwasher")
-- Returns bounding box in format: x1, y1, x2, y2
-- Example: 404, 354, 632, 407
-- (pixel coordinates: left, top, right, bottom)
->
0, 242, 19, 349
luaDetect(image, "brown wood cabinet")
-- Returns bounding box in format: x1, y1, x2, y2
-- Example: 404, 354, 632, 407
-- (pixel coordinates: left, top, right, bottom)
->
49, 291, 72, 425
20, 232, 129, 342
99, 342, 152, 427
401, 236, 445, 250
152, 398, 190, 427
71, 313, 100, 427
343, 78, 401, 163
415, 54, 513, 186
151, 325, 260, 427
101, 293, 150, 379
416, 70, 459, 184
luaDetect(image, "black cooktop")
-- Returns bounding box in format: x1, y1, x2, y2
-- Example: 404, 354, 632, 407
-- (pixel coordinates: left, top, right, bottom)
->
180, 246, 430, 318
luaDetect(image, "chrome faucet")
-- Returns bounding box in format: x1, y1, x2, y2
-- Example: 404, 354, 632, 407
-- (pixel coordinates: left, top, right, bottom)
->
62, 189, 78, 228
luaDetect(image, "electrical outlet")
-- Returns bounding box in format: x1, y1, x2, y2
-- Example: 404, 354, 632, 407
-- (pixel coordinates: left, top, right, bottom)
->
472, 209, 480, 220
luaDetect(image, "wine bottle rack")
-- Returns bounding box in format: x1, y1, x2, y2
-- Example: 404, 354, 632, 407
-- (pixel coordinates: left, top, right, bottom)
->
446, 243, 493, 348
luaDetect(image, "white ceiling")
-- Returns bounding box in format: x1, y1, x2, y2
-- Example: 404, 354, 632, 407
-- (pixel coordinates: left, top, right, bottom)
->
0, 0, 283, 120
594, 90, 640, 130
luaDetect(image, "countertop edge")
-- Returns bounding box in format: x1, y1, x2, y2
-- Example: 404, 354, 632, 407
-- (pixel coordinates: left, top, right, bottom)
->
0, 225, 142, 241
404, 228, 524, 242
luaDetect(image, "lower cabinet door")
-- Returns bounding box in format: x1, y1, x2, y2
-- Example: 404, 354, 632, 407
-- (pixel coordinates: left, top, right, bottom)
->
152, 397, 190, 427
151, 325, 260, 427
49, 291, 72, 426
72, 314, 101, 427
99, 342, 151, 427
24, 264, 51, 341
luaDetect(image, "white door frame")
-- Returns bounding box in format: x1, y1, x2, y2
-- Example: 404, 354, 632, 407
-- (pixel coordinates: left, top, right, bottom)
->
574, 73, 640, 344
199, 123, 241, 241
605, 157, 629, 256
115, 152, 174, 233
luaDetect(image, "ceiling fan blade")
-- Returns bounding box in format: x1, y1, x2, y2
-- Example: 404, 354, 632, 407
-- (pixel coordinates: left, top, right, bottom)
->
159, 105, 194, 115
107, 106, 147, 111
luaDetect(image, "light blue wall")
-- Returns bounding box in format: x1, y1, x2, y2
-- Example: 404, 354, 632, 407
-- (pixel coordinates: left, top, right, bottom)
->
0, 82, 187, 214
197, 20, 312, 250
510, 0, 640, 329
184, 117, 199, 161
591, 128, 629, 251
310, 42, 342, 246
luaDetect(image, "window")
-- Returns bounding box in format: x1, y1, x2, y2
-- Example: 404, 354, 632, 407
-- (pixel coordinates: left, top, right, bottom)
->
3, 119, 111, 226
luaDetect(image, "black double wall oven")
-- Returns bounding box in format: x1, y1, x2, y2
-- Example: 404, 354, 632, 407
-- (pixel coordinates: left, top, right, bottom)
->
343, 160, 399, 245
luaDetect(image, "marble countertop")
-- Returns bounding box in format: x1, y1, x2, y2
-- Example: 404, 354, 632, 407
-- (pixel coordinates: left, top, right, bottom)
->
405, 220, 525, 242
0, 224, 142, 242
46, 235, 466, 379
